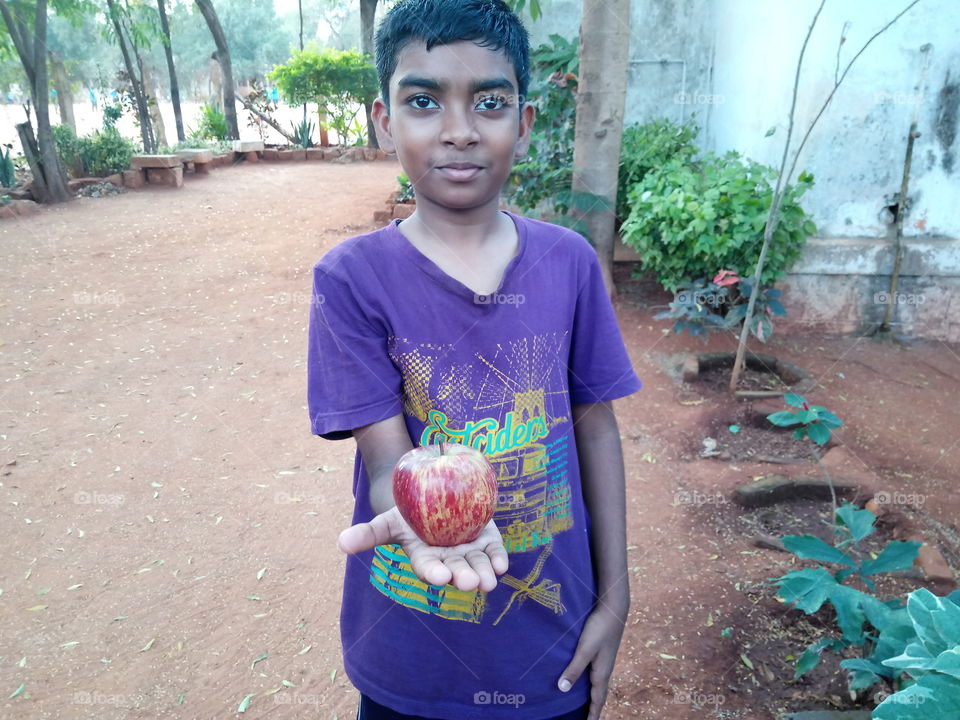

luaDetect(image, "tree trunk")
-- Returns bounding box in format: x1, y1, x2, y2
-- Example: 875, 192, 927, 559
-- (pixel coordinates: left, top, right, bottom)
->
106, 0, 155, 152
145, 67, 168, 148
195, 0, 240, 140
360, 0, 378, 148
571, 0, 631, 298
49, 52, 76, 133
157, 0, 185, 143
0, 0, 71, 203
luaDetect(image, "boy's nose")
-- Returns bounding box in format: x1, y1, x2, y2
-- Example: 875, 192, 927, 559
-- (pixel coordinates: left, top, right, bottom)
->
439, 105, 480, 149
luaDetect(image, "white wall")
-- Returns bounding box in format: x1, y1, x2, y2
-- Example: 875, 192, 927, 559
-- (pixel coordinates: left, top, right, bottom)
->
710, 0, 960, 239
524, 0, 959, 240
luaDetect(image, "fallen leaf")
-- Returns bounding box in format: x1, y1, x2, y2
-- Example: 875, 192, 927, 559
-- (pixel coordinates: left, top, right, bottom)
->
27, 605, 47, 612
298, 645, 311, 655
740, 653, 754, 670
237, 693, 255, 713
9, 683, 24, 699
141, 638, 157, 652
256, 568, 266, 581
251, 651, 268, 669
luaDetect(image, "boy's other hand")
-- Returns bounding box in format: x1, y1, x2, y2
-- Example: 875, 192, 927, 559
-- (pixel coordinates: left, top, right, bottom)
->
557, 602, 628, 720
337, 509, 509, 593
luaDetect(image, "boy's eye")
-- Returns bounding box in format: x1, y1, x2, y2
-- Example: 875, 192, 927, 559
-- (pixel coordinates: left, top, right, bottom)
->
408, 94, 438, 110
476, 94, 507, 111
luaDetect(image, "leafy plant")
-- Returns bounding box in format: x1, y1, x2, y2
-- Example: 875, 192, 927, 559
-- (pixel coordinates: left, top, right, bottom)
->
396, 172, 415, 204
507, 37, 577, 213
617, 118, 698, 224
193, 103, 229, 141
873, 587, 960, 719
767, 393, 843, 446
771, 503, 922, 683
52, 125, 86, 178
620, 148, 816, 292
290, 117, 315, 148
269, 47, 378, 147
656, 269, 787, 340
103, 103, 123, 131
1, 143, 16, 188
244, 80, 278, 141
77, 129, 138, 177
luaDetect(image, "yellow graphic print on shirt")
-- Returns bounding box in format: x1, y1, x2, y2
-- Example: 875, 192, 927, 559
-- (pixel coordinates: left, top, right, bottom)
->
370, 332, 574, 623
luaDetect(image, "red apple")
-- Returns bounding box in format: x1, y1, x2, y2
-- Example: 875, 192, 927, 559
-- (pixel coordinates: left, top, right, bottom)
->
392, 441, 498, 547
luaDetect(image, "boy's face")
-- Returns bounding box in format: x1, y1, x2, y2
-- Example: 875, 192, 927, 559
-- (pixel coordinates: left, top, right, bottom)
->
372, 40, 535, 213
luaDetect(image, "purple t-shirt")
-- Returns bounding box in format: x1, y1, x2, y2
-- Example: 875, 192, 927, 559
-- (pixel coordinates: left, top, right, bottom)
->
307, 211, 641, 719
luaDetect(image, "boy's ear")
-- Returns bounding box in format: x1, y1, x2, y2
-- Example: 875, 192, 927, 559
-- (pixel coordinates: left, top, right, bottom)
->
514, 101, 536, 158
371, 97, 396, 155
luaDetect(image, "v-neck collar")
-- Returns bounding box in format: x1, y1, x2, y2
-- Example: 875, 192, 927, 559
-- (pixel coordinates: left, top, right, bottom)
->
389, 210, 528, 302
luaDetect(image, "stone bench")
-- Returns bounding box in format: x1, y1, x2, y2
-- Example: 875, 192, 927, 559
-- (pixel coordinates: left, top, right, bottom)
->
232, 140, 264, 164
129, 155, 183, 188
175, 149, 215, 175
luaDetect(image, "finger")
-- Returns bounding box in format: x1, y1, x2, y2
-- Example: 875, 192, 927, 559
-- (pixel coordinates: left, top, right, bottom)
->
441, 554, 481, 592
483, 540, 510, 575
337, 510, 399, 554
586, 675, 608, 720
408, 550, 454, 588
558, 648, 591, 694
463, 549, 498, 593
586, 653, 615, 720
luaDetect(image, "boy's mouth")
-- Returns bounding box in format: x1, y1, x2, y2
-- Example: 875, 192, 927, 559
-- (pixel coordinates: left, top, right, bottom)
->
436, 162, 483, 182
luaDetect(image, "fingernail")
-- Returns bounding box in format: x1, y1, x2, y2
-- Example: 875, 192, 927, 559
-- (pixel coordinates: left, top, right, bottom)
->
558, 678, 571, 692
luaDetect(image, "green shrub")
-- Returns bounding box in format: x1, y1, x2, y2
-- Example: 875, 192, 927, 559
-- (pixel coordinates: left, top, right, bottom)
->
77, 129, 138, 177
192, 103, 229, 141
52, 125, 84, 178
617, 119, 698, 223
269, 47, 378, 147
506, 36, 578, 216
1, 143, 16, 188
620, 149, 816, 292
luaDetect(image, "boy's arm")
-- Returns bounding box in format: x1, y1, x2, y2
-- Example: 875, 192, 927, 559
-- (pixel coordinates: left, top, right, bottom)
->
352, 413, 414, 515
337, 413, 509, 592
558, 400, 630, 720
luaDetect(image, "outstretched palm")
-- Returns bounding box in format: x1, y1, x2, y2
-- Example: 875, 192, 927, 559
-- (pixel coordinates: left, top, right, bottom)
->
338, 507, 509, 592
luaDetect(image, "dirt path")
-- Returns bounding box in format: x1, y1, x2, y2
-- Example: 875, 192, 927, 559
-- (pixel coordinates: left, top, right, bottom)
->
1, 160, 957, 720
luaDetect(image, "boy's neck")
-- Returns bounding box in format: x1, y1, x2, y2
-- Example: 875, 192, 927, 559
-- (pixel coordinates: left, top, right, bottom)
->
401, 195, 511, 253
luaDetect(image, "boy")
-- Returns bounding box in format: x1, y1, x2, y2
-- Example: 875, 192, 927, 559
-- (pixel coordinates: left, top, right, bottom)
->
307, 1, 641, 718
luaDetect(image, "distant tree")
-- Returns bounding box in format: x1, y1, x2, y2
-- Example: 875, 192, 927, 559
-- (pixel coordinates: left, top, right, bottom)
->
359, 0, 377, 147
194, 0, 239, 139
0, 0, 73, 203
104, 0, 157, 152
156, 0, 184, 142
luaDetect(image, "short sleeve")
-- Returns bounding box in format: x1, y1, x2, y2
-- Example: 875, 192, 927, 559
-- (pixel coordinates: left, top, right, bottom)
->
567, 247, 642, 405
307, 261, 403, 440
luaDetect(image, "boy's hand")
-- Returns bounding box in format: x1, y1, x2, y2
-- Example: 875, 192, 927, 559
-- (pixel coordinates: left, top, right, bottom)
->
337, 509, 509, 593
557, 602, 628, 720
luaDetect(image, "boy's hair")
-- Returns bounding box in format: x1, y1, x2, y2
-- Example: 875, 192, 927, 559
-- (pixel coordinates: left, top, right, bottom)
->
374, 0, 530, 111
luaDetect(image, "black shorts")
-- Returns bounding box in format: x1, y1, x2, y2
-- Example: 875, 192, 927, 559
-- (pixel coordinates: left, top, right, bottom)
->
357, 693, 590, 720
